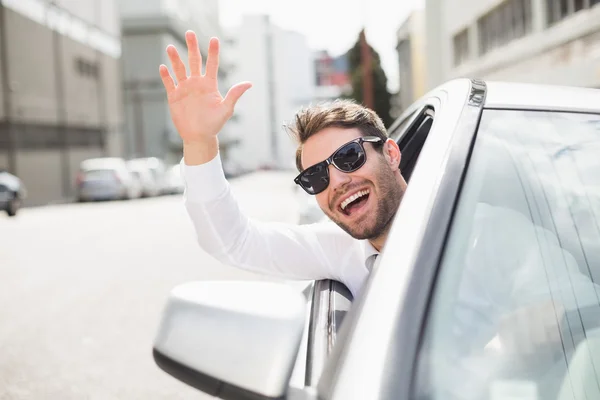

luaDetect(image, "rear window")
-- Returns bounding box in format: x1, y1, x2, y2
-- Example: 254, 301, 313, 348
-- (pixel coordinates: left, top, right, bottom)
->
82, 169, 117, 180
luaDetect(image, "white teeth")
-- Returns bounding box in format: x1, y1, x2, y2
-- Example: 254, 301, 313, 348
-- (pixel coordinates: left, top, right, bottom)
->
341, 190, 370, 211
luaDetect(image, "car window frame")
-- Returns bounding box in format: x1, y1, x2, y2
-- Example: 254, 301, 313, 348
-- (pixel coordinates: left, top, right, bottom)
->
315, 79, 487, 400
303, 102, 439, 388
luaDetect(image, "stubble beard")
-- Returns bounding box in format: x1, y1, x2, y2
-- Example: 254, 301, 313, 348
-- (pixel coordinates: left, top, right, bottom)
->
327, 166, 403, 241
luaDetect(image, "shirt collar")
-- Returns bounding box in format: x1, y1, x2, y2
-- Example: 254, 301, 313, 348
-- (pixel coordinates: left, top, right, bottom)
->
363, 240, 380, 265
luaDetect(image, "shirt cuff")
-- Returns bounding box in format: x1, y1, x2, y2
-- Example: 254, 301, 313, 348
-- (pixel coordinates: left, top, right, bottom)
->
180, 152, 229, 203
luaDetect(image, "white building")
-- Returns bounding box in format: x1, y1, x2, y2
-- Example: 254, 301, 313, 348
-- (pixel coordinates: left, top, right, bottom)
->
396, 9, 427, 114
118, 0, 236, 163
0, 0, 123, 205
226, 15, 315, 171
426, 0, 600, 90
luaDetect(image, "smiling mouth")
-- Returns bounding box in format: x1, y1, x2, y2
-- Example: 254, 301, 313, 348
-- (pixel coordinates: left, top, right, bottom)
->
339, 190, 370, 216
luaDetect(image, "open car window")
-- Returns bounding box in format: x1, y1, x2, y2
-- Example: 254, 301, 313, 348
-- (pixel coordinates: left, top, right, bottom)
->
390, 106, 436, 183
304, 103, 438, 387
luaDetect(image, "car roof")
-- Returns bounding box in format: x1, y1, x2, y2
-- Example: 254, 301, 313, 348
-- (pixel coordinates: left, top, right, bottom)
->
80, 157, 126, 170
484, 80, 600, 113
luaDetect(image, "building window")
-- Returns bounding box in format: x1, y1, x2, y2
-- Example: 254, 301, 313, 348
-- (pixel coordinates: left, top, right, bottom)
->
75, 57, 100, 80
478, 0, 533, 55
453, 29, 470, 66
547, 0, 597, 25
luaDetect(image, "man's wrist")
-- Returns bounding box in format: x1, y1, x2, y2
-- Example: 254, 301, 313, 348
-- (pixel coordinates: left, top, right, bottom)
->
183, 138, 219, 166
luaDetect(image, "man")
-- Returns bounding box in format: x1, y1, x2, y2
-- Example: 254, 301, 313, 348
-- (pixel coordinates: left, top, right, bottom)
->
159, 31, 405, 297
161, 31, 600, 371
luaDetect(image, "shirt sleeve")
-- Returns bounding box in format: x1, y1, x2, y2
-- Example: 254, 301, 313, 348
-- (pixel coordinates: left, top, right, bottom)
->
180, 153, 351, 281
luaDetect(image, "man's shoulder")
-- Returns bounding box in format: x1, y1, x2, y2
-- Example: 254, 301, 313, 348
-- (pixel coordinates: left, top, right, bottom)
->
297, 218, 361, 245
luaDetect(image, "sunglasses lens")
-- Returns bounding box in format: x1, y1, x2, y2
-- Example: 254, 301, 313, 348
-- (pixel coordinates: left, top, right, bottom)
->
299, 162, 329, 195
333, 142, 365, 172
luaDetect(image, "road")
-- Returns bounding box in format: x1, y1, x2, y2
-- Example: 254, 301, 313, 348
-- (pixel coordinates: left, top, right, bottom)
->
0, 171, 304, 400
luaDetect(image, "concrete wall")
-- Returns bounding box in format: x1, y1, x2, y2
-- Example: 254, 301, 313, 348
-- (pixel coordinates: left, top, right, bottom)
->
0, 152, 7, 170
227, 15, 316, 171
228, 16, 273, 171
118, 0, 163, 18
118, 0, 221, 160
5, 9, 59, 124
121, 33, 173, 158
0, 0, 124, 205
427, 0, 600, 89
450, 4, 600, 86
101, 52, 125, 156
396, 10, 427, 112
0, 12, 4, 122
273, 29, 315, 170
15, 150, 63, 206
2, 4, 123, 128
410, 11, 427, 100
61, 36, 102, 127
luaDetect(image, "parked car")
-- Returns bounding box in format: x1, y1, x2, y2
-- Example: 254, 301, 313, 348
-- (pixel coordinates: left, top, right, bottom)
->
162, 164, 185, 195
129, 157, 168, 194
152, 79, 600, 400
76, 158, 141, 202
126, 159, 161, 198
0, 169, 26, 216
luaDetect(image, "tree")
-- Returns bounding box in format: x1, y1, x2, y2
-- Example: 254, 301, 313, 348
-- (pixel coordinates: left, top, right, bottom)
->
344, 31, 393, 128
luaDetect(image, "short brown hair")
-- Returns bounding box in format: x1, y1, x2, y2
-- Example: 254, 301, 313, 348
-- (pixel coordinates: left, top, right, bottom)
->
285, 99, 388, 172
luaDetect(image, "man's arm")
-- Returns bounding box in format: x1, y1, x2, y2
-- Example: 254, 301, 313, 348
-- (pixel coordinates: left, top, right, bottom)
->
159, 32, 355, 282
181, 152, 350, 281
159, 31, 252, 166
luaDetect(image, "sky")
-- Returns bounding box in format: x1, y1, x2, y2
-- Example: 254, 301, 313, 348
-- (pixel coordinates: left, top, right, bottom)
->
219, 0, 424, 93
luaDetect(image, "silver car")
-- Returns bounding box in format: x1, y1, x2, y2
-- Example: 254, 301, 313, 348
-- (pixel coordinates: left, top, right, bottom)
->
76, 158, 141, 202
153, 79, 600, 400
0, 170, 26, 216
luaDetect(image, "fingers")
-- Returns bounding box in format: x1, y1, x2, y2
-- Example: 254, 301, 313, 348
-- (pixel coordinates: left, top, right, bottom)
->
223, 81, 252, 110
185, 31, 202, 76
167, 45, 187, 83
159, 65, 176, 93
205, 37, 220, 81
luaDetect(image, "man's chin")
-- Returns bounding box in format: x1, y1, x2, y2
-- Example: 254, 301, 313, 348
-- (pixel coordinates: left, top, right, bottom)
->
336, 219, 379, 240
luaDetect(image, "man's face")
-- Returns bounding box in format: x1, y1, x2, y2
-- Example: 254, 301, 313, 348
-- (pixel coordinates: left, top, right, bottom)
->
301, 127, 405, 240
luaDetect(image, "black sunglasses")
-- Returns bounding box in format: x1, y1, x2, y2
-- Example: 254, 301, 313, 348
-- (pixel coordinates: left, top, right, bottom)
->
294, 136, 384, 195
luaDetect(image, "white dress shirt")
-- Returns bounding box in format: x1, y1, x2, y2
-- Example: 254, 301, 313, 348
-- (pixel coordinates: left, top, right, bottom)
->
181, 153, 379, 297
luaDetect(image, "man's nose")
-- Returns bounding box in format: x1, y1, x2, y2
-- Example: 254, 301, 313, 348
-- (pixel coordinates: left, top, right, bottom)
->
328, 165, 351, 192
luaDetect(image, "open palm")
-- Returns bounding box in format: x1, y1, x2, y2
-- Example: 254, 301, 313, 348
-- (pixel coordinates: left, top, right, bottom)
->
159, 31, 252, 144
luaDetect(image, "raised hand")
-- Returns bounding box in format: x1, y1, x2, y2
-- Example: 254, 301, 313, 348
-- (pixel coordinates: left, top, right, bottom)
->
159, 31, 251, 164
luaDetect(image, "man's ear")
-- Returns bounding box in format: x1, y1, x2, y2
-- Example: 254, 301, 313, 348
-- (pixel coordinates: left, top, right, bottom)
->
382, 139, 401, 170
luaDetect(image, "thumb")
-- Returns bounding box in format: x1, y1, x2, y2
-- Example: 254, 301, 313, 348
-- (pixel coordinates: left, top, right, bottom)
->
223, 81, 252, 110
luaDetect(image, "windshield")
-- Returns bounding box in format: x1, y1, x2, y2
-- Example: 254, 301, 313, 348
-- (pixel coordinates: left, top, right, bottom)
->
416, 109, 600, 400
81, 169, 118, 180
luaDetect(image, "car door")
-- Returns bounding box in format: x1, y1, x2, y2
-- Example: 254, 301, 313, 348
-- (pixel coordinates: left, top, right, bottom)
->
411, 106, 600, 400
313, 79, 485, 400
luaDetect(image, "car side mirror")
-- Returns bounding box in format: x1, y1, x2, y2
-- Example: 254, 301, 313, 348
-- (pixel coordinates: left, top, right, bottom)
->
153, 281, 307, 400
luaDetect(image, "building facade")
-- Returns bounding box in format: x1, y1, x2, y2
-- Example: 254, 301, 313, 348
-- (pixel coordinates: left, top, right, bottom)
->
118, 0, 234, 164
395, 9, 427, 114
426, 0, 600, 90
0, 0, 124, 206
313, 50, 351, 103
226, 15, 315, 171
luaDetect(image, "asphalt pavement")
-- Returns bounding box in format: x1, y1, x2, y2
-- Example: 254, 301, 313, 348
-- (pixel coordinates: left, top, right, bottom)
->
0, 170, 303, 400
